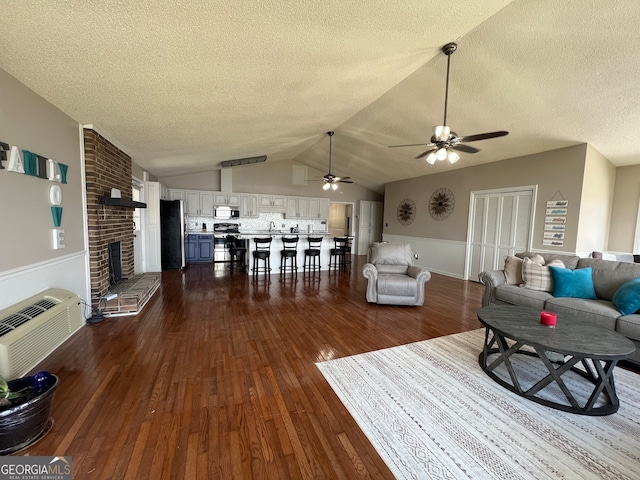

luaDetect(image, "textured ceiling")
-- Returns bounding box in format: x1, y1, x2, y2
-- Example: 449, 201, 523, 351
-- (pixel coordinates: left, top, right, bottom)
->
1, 1, 639, 194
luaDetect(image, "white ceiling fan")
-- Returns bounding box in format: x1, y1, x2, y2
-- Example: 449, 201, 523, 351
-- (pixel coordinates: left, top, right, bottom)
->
389, 42, 508, 164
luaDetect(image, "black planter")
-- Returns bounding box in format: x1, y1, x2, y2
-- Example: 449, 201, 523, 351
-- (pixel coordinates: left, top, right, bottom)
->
0, 374, 59, 455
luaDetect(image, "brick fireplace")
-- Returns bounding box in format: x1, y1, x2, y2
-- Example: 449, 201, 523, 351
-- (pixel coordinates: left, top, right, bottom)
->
84, 128, 135, 308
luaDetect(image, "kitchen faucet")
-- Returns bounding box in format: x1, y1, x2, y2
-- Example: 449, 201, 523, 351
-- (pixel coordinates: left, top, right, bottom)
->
269, 221, 276, 232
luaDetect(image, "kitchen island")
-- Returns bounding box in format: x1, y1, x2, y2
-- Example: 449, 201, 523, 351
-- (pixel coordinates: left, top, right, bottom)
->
238, 232, 338, 275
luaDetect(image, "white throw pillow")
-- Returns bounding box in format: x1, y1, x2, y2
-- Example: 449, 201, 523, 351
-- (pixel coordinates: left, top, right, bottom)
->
529, 253, 545, 265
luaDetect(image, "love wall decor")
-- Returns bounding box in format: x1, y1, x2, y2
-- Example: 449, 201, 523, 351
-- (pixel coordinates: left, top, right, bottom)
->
0, 141, 69, 249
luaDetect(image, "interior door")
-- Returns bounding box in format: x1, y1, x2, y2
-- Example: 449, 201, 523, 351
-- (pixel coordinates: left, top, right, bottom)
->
466, 188, 534, 281
132, 182, 144, 274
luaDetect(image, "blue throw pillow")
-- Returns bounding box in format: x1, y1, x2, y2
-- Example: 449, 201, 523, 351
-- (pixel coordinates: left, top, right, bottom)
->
613, 277, 640, 316
548, 266, 597, 299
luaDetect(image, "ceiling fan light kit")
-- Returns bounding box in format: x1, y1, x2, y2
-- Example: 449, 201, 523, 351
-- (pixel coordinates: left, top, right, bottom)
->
427, 148, 460, 165
318, 131, 352, 190
434, 125, 450, 142
389, 42, 508, 165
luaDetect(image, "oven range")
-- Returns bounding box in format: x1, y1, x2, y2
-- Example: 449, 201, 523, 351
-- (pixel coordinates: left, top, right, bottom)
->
213, 223, 241, 263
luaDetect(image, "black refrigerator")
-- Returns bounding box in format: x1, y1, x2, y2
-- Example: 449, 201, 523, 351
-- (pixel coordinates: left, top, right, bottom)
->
160, 199, 186, 269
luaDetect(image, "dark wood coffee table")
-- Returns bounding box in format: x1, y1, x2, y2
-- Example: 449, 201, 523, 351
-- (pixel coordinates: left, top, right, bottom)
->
477, 305, 636, 415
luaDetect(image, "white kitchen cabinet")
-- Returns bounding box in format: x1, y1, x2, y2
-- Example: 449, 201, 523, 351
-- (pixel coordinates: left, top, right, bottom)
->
185, 190, 214, 216
185, 191, 200, 215
286, 196, 309, 219
200, 191, 214, 216
241, 194, 260, 218
259, 194, 286, 212
308, 197, 330, 219
214, 192, 241, 206
319, 198, 330, 219
160, 184, 170, 200
169, 189, 185, 201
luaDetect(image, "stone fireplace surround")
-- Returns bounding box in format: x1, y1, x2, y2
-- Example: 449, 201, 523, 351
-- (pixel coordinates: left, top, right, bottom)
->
84, 128, 135, 308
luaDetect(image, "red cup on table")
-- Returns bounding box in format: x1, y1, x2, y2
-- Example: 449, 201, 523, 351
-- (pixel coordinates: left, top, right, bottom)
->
540, 311, 557, 327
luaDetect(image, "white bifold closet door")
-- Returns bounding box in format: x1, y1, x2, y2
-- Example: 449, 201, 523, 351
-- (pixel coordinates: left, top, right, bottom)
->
466, 188, 534, 281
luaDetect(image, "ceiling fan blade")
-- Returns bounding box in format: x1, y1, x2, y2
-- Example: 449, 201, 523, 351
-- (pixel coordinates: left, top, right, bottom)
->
338, 180, 353, 184
459, 131, 509, 143
389, 143, 430, 148
451, 144, 480, 154
334, 176, 351, 181
415, 148, 437, 160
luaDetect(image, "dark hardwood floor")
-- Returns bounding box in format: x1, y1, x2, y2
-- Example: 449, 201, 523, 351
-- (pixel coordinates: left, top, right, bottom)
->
24, 256, 484, 479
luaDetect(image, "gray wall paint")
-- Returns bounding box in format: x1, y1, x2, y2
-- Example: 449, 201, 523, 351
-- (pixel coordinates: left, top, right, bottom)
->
384, 144, 587, 252
158, 171, 221, 191
0, 68, 84, 271
232, 160, 381, 202
159, 159, 382, 203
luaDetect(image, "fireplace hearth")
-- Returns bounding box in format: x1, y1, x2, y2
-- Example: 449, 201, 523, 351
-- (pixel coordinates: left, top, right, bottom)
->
85, 128, 158, 315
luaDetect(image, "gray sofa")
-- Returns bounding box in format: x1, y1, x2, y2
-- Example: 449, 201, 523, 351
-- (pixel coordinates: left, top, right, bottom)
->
479, 252, 640, 365
362, 243, 431, 306
591, 251, 640, 263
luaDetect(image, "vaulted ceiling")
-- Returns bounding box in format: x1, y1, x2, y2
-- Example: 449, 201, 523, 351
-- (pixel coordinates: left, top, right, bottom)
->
2, 1, 639, 194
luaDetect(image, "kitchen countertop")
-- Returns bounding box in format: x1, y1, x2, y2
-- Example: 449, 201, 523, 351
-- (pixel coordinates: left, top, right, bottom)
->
187, 230, 339, 237
239, 231, 331, 236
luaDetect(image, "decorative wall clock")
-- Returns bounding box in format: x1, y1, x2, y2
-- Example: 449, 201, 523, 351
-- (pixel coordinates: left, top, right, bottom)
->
429, 187, 455, 220
397, 198, 416, 226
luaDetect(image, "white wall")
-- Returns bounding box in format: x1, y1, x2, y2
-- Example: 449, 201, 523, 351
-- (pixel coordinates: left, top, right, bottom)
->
383, 234, 467, 279
575, 145, 616, 254
608, 164, 640, 252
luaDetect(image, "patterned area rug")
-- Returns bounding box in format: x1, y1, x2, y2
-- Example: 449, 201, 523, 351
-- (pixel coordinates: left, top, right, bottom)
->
317, 329, 640, 479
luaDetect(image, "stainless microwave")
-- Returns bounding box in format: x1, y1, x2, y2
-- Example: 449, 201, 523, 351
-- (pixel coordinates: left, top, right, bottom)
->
214, 206, 240, 219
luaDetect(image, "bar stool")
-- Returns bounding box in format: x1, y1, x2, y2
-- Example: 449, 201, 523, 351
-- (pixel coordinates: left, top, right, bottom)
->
226, 235, 247, 273
303, 237, 323, 273
280, 236, 299, 275
342, 236, 353, 271
252, 237, 272, 277
329, 237, 349, 271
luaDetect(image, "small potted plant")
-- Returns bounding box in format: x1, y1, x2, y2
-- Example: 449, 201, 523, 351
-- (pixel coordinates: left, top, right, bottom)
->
0, 371, 59, 454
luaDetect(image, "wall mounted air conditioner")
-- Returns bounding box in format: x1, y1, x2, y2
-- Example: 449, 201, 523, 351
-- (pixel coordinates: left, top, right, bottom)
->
0, 288, 83, 379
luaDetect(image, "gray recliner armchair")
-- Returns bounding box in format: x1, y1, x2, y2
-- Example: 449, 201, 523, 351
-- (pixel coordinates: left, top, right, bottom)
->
362, 242, 431, 306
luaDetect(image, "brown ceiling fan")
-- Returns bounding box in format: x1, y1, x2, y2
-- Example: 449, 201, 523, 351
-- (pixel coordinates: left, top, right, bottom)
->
389, 42, 508, 164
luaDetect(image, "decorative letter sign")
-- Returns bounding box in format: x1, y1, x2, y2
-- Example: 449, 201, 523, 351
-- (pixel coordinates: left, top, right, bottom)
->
543, 199, 568, 247
23, 150, 38, 176
0, 142, 8, 169
1, 139, 70, 249
7, 146, 25, 173
50, 184, 63, 228
58, 163, 68, 184
49, 184, 62, 205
